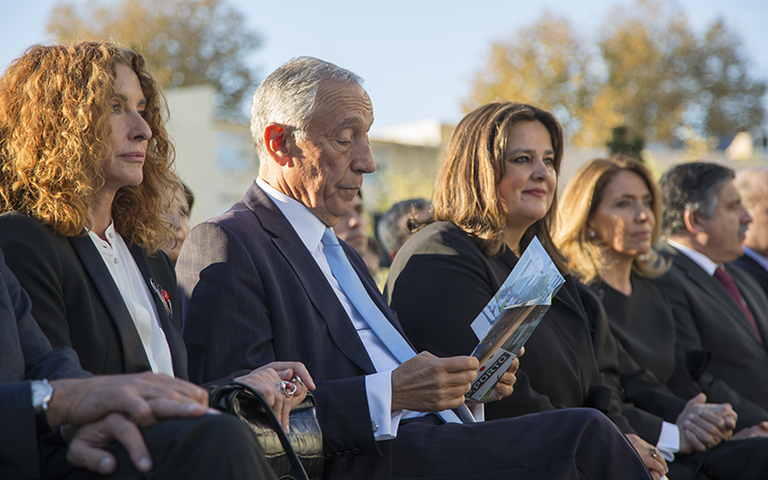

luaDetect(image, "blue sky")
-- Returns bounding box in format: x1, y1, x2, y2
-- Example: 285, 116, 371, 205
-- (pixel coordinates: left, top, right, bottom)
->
2, 0, 766, 131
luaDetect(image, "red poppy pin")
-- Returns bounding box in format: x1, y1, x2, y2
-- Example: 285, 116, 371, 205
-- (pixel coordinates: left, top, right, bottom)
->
150, 278, 173, 317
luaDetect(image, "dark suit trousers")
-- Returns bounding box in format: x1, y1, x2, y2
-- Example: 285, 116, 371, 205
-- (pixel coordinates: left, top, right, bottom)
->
392, 409, 650, 480
39, 414, 276, 480
667, 436, 768, 480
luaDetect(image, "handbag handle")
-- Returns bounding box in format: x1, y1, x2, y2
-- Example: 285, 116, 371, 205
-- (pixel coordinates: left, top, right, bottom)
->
230, 381, 311, 480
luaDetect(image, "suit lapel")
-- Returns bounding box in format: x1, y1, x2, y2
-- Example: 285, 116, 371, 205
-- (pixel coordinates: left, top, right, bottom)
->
668, 246, 762, 341
69, 235, 151, 373
728, 266, 768, 349
130, 246, 189, 379
246, 184, 376, 374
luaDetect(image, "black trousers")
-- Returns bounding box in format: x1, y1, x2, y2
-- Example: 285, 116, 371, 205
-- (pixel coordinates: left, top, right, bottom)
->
40, 413, 277, 480
669, 435, 768, 480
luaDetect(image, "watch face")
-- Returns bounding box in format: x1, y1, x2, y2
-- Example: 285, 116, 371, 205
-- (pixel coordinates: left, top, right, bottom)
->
32, 380, 53, 412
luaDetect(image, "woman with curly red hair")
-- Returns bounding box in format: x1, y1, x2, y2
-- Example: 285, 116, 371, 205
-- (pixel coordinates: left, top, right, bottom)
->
0, 42, 185, 377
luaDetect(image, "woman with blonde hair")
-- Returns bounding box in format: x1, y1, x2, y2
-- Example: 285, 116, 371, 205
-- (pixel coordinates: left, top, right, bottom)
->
557, 155, 768, 479
386, 101, 666, 479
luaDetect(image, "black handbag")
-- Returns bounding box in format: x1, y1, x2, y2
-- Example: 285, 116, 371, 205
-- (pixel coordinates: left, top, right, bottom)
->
209, 381, 323, 480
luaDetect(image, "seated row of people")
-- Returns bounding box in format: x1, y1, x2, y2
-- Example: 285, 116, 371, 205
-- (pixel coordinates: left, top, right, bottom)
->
2, 40, 766, 480
384, 103, 768, 480
1, 42, 652, 480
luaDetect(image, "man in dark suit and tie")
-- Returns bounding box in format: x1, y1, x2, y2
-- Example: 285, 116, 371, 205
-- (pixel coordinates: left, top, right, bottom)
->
733, 167, 768, 297
656, 162, 768, 433
177, 56, 653, 480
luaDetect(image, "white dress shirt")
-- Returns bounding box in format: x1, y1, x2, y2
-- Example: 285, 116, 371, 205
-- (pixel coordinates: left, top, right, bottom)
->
88, 224, 175, 376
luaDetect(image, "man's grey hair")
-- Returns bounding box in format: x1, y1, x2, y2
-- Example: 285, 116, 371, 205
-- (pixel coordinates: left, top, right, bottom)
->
250, 56, 363, 162
377, 198, 430, 252
659, 162, 735, 237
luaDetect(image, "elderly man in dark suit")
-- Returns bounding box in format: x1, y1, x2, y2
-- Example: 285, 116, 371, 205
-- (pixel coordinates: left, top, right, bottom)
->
733, 167, 768, 296
656, 162, 768, 433
177, 56, 653, 480
0, 248, 276, 480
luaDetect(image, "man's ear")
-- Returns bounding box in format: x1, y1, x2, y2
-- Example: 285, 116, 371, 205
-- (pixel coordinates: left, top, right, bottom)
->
683, 209, 707, 235
264, 123, 290, 166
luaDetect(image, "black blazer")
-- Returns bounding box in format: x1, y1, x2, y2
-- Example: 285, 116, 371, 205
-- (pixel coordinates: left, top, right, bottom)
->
656, 242, 768, 411
386, 221, 634, 433
594, 273, 768, 431
732, 253, 768, 299
0, 211, 188, 379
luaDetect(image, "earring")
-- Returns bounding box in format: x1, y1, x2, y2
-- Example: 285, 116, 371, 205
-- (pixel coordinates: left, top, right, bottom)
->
588, 229, 596, 239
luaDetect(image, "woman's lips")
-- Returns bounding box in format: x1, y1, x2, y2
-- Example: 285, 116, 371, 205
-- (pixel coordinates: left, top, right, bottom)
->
523, 188, 547, 198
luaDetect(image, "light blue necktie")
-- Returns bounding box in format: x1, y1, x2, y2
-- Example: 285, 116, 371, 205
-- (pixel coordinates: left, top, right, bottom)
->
322, 228, 465, 424
322, 227, 417, 363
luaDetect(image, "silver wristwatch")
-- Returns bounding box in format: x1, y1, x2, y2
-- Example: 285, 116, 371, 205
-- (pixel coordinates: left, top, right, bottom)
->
31, 379, 54, 434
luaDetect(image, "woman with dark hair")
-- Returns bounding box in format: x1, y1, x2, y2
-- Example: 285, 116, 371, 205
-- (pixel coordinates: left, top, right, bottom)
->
385, 101, 667, 479
556, 155, 768, 478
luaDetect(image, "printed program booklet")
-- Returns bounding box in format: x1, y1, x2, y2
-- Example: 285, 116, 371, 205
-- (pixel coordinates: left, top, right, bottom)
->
466, 236, 565, 402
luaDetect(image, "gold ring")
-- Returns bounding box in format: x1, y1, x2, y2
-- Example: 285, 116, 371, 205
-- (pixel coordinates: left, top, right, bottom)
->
650, 446, 659, 458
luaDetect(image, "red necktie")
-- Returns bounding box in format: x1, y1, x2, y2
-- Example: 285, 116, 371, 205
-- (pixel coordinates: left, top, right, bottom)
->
713, 267, 763, 341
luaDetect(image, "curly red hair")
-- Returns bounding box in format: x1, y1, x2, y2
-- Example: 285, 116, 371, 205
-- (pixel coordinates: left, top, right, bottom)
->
0, 42, 177, 253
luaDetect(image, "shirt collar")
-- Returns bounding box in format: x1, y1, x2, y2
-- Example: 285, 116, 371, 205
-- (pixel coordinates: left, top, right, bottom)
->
666, 239, 719, 276
744, 246, 768, 272
256, 177, 326, 252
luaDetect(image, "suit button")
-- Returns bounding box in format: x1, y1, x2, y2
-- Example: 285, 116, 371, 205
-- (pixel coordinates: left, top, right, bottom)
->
334, 452, 343, 458
324, 454, 333, 460
351, 448, 361, 455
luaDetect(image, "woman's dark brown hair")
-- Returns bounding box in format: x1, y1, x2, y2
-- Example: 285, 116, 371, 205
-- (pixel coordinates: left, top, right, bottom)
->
431, 100, 567, 272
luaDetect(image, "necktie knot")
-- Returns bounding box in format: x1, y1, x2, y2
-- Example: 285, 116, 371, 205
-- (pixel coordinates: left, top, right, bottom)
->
322, 227, 340, 247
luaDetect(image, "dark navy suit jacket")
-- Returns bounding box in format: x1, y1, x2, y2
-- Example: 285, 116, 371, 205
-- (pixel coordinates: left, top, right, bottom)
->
0, 249, 89, 479
657, 243, 768, 411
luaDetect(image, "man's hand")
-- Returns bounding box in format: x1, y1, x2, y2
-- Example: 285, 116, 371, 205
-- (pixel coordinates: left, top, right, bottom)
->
483, 346, 523, 403
392, 351, 478, 412
65, 413, 152, 476
235, 361, 315, 432
676, 393, 735, 453
48, 372, 211, 430
626, 433, 668, 480
48, 373, 210, 429
732, 421, 768, 440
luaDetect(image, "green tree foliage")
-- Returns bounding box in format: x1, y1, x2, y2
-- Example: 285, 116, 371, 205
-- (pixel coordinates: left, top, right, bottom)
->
606, 126, 645, 160
466, 0, 766, 146
47, 0, 261, 120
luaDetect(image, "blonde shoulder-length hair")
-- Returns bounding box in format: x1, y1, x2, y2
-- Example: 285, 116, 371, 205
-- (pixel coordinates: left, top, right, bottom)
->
555, 155, 667, 284
0, 42, 177, 254
430, 100, 568, 273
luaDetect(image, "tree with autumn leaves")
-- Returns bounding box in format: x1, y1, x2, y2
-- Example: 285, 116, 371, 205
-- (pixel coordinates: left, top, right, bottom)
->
47, 0, 261, 121
465, 0, 766, 147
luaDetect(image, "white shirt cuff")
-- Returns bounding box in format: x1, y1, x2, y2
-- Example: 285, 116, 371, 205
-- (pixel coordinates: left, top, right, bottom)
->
656, 421, 680, 461
365, 370, 402, 441
470, 402, 484, 422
